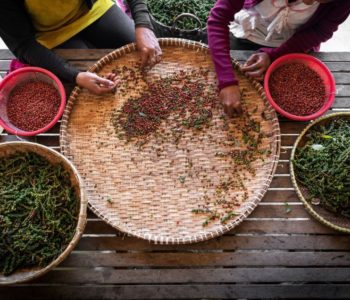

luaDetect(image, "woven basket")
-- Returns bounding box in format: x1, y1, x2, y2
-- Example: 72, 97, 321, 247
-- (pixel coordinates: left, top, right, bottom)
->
0, 142, 87, 285
291, 112, 350, 233
150, 13, 207, 42
60, 38, 280, 244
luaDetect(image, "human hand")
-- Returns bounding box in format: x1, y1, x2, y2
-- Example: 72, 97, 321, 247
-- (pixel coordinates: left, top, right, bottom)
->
76, 72, 118, 95
219, 85, 243, 117
240, 52, 271, 81
135, 27, 162, 67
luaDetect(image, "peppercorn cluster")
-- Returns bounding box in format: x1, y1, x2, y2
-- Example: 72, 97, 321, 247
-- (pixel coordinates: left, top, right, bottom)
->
293, 118, 350, 217
7, 81, 60, 132
110, 66, 272, 227
269, 63, 326, 116
0, 152, 79, 276
148, 0, 215, 30
112, 67, 217, 140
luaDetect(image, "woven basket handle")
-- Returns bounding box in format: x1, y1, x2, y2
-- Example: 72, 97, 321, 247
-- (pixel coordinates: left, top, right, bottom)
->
171, 13, 203, 32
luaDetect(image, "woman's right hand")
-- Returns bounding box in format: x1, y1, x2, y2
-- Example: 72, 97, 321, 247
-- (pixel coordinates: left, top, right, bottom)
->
219, 85, 243, 117
76, 72, 118, 95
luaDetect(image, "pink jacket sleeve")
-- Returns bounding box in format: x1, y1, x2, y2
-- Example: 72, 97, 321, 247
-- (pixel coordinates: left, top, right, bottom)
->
207, 0, 245, 90
208, 0, 350, 90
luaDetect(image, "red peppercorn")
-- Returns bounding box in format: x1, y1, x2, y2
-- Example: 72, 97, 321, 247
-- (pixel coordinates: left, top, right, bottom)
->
112, 67, 219, 139
269, 63, 326, 116
7, 81, 61, 132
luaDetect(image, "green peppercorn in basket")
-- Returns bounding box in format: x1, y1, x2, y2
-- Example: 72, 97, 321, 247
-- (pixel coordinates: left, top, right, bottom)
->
0, 142, 87, 285
60, 38, 281, 244
147, 0, 214, 41
290, 112, 350, 233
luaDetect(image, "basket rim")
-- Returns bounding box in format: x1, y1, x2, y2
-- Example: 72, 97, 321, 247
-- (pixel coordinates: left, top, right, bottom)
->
0, 141, 87, 285
149, 10, 208, 32
60, 38, 281, 244
290, 112, 350, 233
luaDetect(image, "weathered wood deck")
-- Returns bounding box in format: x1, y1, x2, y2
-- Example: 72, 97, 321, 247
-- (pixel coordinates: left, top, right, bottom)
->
1, 49, 350, 299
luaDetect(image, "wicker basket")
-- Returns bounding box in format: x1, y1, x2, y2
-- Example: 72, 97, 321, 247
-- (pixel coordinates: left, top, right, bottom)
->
150, 13, 207, 42
290, 112, 350, 233
60, 38, 280, 244
0, 142, 87, 285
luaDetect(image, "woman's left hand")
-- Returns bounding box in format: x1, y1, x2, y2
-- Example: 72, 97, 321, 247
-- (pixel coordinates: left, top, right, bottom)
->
240, 52, 271, 81
135, 27, 162, 67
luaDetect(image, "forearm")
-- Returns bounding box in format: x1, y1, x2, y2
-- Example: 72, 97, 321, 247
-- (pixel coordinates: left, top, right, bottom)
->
207, 0, 244, 90
126, 0, 153, 30
15, 40, 79, 83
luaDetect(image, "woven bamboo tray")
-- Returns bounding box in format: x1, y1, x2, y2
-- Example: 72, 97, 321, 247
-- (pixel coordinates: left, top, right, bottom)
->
0, 142, 87, 284
60, 38, 280, 244
291, 112, 350, 233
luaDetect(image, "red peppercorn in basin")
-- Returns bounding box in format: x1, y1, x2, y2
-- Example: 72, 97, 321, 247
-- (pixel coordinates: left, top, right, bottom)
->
264, 54, 335, 121
0, 67, 66, 136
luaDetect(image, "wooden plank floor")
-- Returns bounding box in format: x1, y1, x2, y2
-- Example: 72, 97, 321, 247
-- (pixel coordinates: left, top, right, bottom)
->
1, 50, 350, 299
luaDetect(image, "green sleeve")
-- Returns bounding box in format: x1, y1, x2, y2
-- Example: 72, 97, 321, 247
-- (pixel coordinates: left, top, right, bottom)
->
126, 0, 154, 30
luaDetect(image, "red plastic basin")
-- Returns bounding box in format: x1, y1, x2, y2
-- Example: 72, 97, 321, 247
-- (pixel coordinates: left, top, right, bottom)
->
264, 53, 336, 121
0, 67, 66, 136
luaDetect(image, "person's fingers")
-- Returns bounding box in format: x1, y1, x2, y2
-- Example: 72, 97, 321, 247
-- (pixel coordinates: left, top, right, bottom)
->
241, 54, 266, 72
149, 48, 158, 66
222, 101, 242, 118
98, 85, 115, 93
140, 47, 151, 66
241, 60, 263, 72
105, 73, 118, 81
109, 76, 120, 85
224, 103, 235, 118
95, 76, 115, 87
245, 69, 263, 79
142, 47, 157, 67
245, 54, 259, 66
155, 55, 162, 64
154, 46, 162, 64
92, 84, 116, 95
245, 68, 264, 78
89, 86, 103, 95
241, 63, 258, 72
155, 44, 162, 56
149, 58, 157, 67
233, 101, 243, 115
105, 75, 114, 81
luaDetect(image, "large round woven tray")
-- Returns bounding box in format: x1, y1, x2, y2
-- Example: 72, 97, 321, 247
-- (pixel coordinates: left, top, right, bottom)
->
60, 38, 280, 244
291, 112, 350, 233
0, 142, 87, 285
